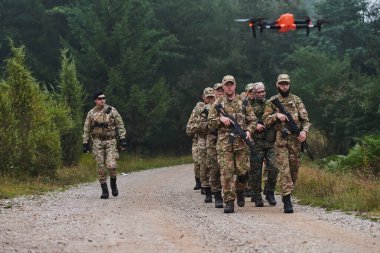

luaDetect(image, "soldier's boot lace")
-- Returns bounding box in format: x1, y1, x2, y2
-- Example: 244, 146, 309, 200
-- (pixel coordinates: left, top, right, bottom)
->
204, 187, 212, 203
282, 194, 294, 213
253, 194, 264, 207
110, 177, 118, 197
214, 191, 223, 208
236, 190, 245, 207
224, 200, 234, 213
100, 183, 109, 199
194, 177, 201, 190
265, 190, 276, 206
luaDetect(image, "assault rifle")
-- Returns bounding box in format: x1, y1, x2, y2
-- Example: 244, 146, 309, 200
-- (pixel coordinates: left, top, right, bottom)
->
271, 98, 314, 161
214, 104, 261, 163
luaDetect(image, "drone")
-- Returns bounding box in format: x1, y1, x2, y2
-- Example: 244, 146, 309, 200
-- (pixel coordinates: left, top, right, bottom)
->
235, 13, 326, 38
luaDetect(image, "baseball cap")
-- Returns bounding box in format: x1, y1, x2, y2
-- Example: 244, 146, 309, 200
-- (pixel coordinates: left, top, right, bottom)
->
245, 83, 255, 92
203, 87, 215, 97
213, 83, 223, 89
222, 75, 236, 85
276, 74, 290, 85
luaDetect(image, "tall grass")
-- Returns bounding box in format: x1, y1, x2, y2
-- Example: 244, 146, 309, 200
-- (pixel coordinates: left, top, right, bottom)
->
295, 164, 380, 220
0, 154, 192, 199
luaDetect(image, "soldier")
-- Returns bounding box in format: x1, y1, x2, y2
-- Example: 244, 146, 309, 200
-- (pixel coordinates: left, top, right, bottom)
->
207, 83, 224, 208
246, 82, 278, 207
186, 98, 204, 191
262, 74, 311, 213
208, 75, 257, 213
196, 87, 216, 203
83, 91, 127, 199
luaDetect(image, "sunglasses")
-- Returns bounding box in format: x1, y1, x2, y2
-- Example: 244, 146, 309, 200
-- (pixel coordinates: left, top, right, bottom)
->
97, 97, 106, 100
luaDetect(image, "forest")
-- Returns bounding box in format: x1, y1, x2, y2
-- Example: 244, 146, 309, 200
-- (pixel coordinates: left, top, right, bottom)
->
0, 0, 379, 176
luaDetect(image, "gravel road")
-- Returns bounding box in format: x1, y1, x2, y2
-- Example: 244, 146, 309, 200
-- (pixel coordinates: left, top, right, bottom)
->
0, 164, 379, 253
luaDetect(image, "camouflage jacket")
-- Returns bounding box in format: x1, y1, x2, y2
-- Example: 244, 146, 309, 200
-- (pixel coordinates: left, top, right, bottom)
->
262, 94, 311, 144
250, 98, 276, 147
186, 102, 205, 137
83, 104, 126, 143
208, 94, 257, 151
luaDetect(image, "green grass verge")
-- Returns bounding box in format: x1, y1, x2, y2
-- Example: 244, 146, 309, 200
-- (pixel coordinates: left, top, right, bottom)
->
294, 163, 380, 221
0, 154, 192, 199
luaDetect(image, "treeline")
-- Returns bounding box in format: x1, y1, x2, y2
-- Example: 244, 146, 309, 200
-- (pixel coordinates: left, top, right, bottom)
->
0, 0, 379, 172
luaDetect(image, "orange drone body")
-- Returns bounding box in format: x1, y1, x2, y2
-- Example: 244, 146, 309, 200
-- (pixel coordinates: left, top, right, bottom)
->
277, 13, 296, 33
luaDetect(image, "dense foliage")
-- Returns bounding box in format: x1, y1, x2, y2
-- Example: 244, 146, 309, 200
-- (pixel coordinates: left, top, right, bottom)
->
0, 0, 379, 174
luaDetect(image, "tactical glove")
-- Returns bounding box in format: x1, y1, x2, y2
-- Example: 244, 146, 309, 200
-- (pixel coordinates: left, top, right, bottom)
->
120, 139, 127, 149
82, 143, 90, 153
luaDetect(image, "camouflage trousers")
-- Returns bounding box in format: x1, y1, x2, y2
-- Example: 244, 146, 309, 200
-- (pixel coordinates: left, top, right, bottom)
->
217, 147, 249, 203
199, 146, 210, 187
207, 147, 221, 192
92, 138, 119, 184
275, 135, 301, 196
249, 145, 278, 195
192, 141, 200, 178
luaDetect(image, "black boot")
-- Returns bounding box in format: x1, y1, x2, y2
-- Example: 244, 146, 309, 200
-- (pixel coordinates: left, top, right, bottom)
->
224, 200, 234, 213
243, 189, 252, 197
110, 177, 119, 197
214, 191, 223, 208
282, 194, 294, 213
236, 190, 245, 207
252, 194, 264, 207
201, 188, 205, 195
194, 177, 201, 190
100, 183, 109, 199
204, 187, 212, 203
265, 190, 276, 206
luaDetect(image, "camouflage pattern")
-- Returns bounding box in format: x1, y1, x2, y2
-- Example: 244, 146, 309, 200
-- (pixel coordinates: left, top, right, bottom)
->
186, 102, 205, 179
83, 105, 126, 184
249, 99, 278, 195
195, 102, 210, 188
263, 94, 311, 195
208, 94, 257, 202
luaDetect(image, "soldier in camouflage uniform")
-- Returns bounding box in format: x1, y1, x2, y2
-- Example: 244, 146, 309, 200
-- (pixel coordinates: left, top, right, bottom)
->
262, 74, 311, 213
83, 91, 127, 199
195, 87, 216, 203
208, 75, 257, 213
186, 99, 205, 191
207, 83, 224, 208
246, 82, 278, 207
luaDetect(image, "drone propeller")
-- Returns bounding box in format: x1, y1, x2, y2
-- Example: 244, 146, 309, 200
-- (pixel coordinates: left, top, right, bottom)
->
234, 18, 266, 23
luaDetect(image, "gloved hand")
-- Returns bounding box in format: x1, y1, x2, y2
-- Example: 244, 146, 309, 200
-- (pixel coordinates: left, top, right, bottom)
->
120, 139, 127, 150
82, 143, 90, 153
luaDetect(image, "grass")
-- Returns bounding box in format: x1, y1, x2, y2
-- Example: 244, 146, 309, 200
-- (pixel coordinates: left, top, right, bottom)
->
294, 162, 380, 221
0, 154, 192, 199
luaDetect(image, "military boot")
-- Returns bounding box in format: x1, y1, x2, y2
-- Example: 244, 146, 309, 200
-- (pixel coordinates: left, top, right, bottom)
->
100, 183, 109, 199
282, 194, 294, 213
214, 191, 223, 208
110, 177, 119, 197
204, 187, 212, 203
252, 194, 264, 207
194, 177, 201, 190
265, 190, 276, 206
236, 190, 245, 207
224, 200, 234, 213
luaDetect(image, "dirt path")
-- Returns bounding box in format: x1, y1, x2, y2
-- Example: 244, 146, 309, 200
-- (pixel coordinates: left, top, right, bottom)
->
0, 164, 379, 253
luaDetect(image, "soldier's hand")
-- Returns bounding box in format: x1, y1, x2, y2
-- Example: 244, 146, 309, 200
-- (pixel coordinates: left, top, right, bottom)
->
120, 138, 127, 151
82, 143, 90, 153
276, 112, 288, 122
246, 131, 252, 141
298, 131, 307, 142
256, 123, 265, 132
220, 116, 231, 126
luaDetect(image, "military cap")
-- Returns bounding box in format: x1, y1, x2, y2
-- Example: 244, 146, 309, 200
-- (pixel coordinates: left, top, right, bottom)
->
222, 75, 236, 85
203, 87, 215, 97
276, 74, 291, 85
93, 91, 105, 100
245, 83, 255, 92
213, 83, 223, 90
253, 82, 265, 90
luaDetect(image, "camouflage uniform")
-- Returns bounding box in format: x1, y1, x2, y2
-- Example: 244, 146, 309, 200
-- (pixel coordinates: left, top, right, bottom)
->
208, 94, 257, 203
249, 98, 278, 198
263, 94, 310, 196
83, 105, 126, 184
186, 102, 205, 181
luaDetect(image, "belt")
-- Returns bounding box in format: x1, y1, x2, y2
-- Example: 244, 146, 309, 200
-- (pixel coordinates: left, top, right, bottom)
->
92, 135, 116, 141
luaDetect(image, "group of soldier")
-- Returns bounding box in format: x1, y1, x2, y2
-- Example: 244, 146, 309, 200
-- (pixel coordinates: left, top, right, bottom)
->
186, 74, 310, 214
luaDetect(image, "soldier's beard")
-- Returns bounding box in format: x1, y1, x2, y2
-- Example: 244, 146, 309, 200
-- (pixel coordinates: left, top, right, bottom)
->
278, 87, 290, 97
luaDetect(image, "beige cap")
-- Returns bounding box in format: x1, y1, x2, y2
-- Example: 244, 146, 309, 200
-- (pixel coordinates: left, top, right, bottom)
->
253, 82, 265, 90
222, 75, 236, 85
213, 83, 223, 89
276, 74, 290, 85
245, 83, 255, 92
203, 87, 215, 97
